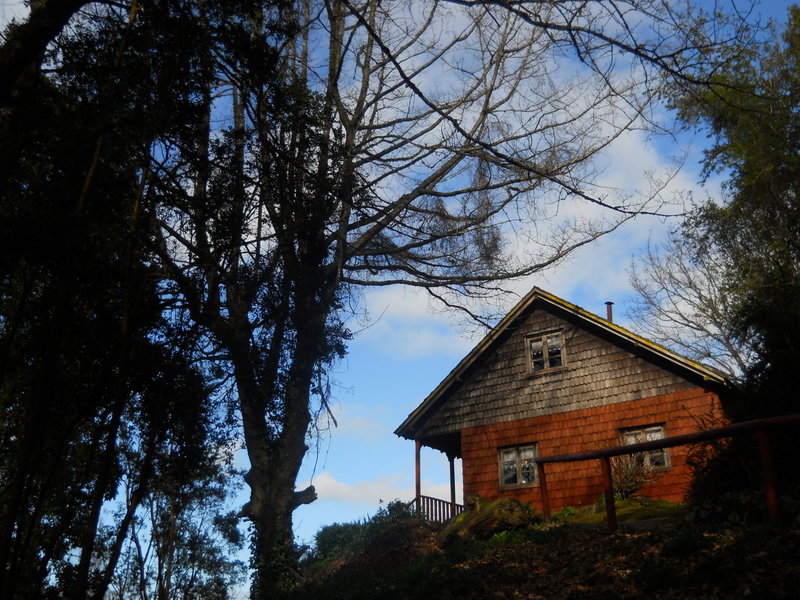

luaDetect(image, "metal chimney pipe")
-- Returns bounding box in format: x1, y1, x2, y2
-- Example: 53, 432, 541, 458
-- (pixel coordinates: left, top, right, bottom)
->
605, 301, 614, 323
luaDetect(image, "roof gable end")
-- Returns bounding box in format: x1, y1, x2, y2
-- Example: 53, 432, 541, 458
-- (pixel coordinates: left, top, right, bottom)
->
395, 287, 726, 440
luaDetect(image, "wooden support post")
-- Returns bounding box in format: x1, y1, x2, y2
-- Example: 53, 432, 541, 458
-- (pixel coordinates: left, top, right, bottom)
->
448, 454, 456, 519
757, 429, 780, 522
415, 440, 422, 515
599, 456, 618, 533
536, 462, 551, 521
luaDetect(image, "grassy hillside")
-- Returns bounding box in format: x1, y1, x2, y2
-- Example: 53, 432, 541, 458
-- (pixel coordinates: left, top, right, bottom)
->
288, 502, 800, 599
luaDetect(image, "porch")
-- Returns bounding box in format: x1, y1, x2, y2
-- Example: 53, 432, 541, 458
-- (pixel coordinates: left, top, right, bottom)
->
411, 438, 464, 523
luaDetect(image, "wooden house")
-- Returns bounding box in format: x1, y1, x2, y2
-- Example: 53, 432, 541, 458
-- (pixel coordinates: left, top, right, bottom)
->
394, 287, 727, 515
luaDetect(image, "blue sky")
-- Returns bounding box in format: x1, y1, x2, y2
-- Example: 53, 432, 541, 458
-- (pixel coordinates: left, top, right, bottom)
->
2, 0, 794, 551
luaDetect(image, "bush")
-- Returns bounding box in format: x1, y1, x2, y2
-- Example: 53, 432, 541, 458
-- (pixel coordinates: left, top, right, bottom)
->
610, 449, 660, 499
309, 500, 418, 564
437, 497, 541, 546
312, 521, 369, 563
687, 433, 800, 526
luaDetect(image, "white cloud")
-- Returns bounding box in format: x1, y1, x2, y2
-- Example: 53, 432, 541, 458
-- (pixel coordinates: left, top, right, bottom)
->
355, 286, 476, 359
521, 123, 720, 322
299, 470, 457, 507
0, 1, 28, 28
300, 471, 411, 505
362, 286, 436, 322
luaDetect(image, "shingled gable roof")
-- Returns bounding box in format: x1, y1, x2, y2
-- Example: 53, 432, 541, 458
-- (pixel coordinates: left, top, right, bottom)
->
394, 286, 727, 441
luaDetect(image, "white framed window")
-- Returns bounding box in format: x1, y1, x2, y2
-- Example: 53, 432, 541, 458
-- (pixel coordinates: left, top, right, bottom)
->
527, 331, 564, 372
622, 424, 670, 470
499, 444, 538, 489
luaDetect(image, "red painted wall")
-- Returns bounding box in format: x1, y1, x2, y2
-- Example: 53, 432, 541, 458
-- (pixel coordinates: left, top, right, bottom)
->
460, 388, 724, 510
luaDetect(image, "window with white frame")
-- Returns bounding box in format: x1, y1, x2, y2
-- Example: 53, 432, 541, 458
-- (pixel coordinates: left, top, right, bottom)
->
622, 424, 670, 470
527, 331, 564, 372
499, 444, 537, 488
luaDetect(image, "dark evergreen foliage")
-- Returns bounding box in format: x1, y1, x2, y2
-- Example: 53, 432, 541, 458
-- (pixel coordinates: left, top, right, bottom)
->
0, 3, 243, 597
664, 6, 800, 519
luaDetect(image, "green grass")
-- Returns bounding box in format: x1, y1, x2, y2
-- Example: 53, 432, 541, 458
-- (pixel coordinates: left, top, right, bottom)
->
558, 496, 688, 524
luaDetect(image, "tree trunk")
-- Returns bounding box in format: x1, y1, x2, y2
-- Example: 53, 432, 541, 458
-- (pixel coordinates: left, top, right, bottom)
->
72, 393, 126, 600
237, 281, 330, 598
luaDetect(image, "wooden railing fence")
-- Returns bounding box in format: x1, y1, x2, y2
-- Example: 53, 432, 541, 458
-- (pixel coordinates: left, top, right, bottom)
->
535, 413, 800, 532
411, 494, 464, 523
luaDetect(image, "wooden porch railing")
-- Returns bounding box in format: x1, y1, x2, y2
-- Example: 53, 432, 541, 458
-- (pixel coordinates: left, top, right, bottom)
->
410, 494, 464, 523
535, 413, 800, 533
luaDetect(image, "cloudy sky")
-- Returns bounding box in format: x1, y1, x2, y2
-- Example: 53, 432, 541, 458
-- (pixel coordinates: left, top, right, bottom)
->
1, 0, 791, 548
0, 0, 24, 24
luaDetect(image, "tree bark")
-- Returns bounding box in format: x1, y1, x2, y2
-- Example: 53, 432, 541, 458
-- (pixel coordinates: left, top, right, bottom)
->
236, 282, 328, 597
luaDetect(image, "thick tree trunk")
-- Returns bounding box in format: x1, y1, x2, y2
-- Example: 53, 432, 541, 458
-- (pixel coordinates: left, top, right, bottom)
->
239, 390, 318, 598
237, 284, 330, 598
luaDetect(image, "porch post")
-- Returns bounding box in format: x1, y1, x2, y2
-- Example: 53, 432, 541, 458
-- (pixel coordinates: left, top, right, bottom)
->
415, 440, 422, 512
448, 453, 456, 518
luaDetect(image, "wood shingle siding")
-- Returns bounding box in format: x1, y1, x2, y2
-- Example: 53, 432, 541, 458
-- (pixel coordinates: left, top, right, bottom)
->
418, 310, 698, 438
461, 388, 724, 509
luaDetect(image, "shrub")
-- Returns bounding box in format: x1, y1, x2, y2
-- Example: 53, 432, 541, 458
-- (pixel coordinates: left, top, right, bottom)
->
312, 521, 369, 563
437, 497, 541, 546
611, 451, 657, 499
309, 500, 418, 564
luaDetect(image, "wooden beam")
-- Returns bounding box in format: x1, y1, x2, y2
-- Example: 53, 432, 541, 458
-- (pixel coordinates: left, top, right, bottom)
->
448, 454, 456, 518
599, 456, 618, 533
758, 429, 780, 522
537, 462, 551, 521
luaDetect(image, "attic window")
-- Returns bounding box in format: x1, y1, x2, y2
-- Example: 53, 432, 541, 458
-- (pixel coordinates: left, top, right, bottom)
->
528, 331, 564, 372
499, 444, 538, 489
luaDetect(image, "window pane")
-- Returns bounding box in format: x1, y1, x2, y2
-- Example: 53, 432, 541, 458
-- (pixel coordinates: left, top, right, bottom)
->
644, 428, 661, 441
520, 446, 536, 484
632, 452, 646, 469
624, 431, 642, 445
501, 449, 518, 485
530, 339, 544, 371
623, 426, 667, 469
648, 449, 667, 467
546, 334, 562, 367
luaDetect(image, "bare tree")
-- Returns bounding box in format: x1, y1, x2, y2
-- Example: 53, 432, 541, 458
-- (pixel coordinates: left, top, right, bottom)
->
146, 1, 756, 595
628, 232, 756, 379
